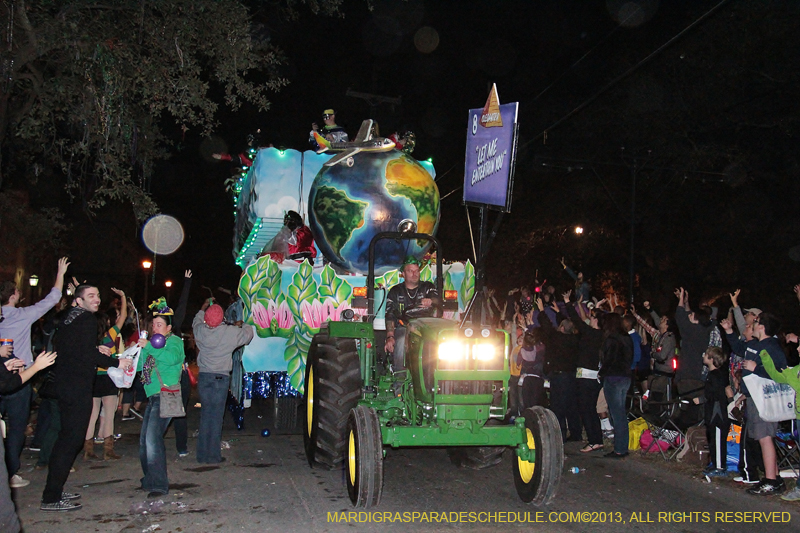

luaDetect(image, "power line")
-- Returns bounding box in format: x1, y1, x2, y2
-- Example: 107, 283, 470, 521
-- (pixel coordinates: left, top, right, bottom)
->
529, 6, 641, 104
521, 0, 732, 151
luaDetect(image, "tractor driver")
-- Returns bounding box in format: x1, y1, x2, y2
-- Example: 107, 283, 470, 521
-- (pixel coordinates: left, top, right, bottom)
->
384, 257, 440, 371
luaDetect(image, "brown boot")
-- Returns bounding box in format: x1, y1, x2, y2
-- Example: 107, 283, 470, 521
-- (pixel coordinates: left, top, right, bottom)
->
83, 439, 98, 460
103, 436, 121, 460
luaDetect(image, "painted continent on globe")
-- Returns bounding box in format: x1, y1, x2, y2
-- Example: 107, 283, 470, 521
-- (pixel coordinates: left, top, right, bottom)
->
308, 150, 440, 274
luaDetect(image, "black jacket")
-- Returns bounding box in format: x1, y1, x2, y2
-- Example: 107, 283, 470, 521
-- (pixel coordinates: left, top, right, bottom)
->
53, 307, 119, 398
0, 363, 22, 395
598, 333, 633, 379
536, 311, 579, 375
675, 306, 715, 382
566, 305, 603, 370
704, 366, 730, 425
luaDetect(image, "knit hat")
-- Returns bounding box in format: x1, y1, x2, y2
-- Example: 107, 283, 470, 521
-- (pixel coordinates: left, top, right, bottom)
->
205, 304, 224, 328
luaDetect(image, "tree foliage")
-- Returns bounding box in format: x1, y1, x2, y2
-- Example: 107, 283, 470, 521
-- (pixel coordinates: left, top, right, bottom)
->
0, 0, 339, 220
0, 190, 67, 268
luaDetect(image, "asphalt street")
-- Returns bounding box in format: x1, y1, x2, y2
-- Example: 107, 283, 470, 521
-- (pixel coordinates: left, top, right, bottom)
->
10, 398, 799, 533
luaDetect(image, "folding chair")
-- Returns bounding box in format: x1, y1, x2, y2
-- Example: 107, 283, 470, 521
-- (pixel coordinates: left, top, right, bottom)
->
776, 420, 800, 479
639, 377, 703, 461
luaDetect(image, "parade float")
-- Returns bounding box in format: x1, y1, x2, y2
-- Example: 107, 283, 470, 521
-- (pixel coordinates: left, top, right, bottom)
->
231, 144, 476, 408
232, 85, 563, 509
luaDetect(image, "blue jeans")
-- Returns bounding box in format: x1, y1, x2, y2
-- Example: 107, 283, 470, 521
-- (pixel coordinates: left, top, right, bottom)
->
196, 373, 230, 463
603, 377, 631, 455
139, 395, 172, 494
0, 383, 31, 477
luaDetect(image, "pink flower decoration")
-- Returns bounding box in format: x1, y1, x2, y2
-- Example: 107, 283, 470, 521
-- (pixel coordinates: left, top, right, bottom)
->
302, 299, 353, 328
301, 300, 324, 329
276, 301, 294, 329
253, 300, 295, 330
320, 299, 337, 323
252, 302, 271, 329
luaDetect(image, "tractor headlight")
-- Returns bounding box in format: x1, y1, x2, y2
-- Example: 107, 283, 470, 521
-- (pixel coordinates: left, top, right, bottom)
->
472, 343, 497, 361
438, 341, 467, 361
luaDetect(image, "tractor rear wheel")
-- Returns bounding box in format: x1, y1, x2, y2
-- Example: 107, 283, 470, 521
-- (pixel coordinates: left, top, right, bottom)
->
303, 329, 361, 469
512, 406, 563, 505
346, 405, 384, 508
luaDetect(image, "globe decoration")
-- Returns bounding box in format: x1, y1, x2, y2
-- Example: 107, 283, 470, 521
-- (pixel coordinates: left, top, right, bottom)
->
150, 334, 166, 349
308, 151, 440, 274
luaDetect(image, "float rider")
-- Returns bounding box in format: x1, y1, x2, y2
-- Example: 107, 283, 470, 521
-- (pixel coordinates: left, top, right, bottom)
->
309, 109, 349, 150
284, 210, 317, 262
384, 256, 440, 372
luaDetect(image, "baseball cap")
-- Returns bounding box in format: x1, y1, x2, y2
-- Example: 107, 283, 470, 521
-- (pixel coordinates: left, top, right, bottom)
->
744, 308, 762, 316
323, 109, 335, 116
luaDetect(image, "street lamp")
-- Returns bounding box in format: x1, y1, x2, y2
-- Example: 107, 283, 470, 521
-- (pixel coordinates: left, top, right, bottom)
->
28, 274, 40, 301
142, 260, 152, 308
165, 280, 173, 302
574, 226, 584, 235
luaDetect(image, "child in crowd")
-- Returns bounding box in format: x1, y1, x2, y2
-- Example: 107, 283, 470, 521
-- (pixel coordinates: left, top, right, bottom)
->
695, 346, 730, 477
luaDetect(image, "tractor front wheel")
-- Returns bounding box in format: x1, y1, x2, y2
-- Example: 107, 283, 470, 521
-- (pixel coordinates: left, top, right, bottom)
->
303, 329, 361, 469
512, 406, 563, 505
346, 405, 384, 508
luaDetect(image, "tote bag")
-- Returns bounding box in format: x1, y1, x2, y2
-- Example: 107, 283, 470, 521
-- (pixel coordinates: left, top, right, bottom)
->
742, 373, 795, 422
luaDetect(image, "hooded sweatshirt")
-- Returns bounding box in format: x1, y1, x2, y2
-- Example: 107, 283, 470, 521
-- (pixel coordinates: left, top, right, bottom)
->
726, 333, 787, 397
192, 310, 254, 374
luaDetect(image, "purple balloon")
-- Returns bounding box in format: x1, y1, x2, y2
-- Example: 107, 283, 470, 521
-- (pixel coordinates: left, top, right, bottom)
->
150, 333, 166, 349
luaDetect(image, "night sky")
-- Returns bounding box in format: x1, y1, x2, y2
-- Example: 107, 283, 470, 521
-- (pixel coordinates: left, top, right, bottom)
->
50, 0, 800, 323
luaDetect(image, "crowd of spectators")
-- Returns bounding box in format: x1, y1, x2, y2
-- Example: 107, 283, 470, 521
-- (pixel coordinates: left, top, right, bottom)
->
494, 258, 800, 502
0, 259, 254, 526
2, 253, 800, 528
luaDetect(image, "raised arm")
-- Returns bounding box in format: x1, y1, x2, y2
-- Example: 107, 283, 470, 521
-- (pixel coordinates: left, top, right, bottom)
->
172, 270, 193, 334
53, 257, 69, 294
111, 288, 127, 329
631, 308, 658, 337
758, 349, 799, 388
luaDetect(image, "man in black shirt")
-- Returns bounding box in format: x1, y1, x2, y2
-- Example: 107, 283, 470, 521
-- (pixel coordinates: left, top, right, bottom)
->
384, 257, 440, 371
40, 285, 132, 512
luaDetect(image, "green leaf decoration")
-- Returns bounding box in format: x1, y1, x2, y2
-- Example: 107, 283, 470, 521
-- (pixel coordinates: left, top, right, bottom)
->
255, 324, 274, 338
460, 260, 475, 308
286, 260, 318, 319
300, 321, 321, 338
284, 329, 312, 395
262, 259, 282, 301
239, 255, 274, 320
379, 269, 400, 289
443, 270, 455, 292
420, 264, 433, 283
318, 264, 352, 304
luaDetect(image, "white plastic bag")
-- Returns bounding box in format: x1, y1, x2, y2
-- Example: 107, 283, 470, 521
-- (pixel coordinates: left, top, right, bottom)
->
107, 344, 141, 389
742, 373, 796, 422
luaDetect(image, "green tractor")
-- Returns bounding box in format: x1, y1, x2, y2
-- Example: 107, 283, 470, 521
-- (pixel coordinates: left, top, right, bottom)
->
303, 232, 563, 507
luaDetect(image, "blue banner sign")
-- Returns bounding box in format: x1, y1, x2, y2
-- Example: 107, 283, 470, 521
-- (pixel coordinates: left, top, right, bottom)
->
463, 85, 518, 212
